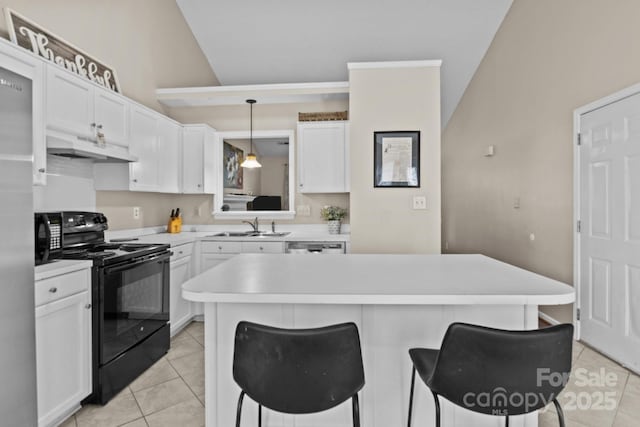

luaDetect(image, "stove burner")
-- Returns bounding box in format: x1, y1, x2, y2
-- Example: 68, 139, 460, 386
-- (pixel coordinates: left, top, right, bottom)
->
63, 249, 117, 259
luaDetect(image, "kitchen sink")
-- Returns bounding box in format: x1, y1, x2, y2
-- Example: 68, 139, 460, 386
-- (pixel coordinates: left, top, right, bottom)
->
207, 231, 290, 238
208, 231, 253, 237
249, 231, 290, 237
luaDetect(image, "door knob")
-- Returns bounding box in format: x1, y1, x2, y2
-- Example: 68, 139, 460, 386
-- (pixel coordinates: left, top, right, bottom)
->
85, 303, 92, 309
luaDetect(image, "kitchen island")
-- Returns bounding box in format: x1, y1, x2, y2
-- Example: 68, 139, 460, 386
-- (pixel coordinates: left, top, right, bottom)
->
182, 254, 574, 427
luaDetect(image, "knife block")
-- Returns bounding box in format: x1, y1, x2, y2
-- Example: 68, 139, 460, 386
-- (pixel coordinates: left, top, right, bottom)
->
167, 217, 181, 234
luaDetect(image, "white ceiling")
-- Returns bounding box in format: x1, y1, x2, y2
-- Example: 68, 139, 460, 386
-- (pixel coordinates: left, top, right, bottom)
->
176, 0, 513, 126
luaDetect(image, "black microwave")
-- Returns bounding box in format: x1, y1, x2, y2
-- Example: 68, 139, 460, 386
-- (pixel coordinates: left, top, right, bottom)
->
34, 212, 63, 265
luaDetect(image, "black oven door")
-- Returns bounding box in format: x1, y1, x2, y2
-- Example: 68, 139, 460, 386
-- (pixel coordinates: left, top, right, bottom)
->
99, 252, 170, 364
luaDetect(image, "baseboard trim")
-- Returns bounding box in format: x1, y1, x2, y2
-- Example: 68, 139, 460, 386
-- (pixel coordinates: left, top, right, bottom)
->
538, 311, 561, 326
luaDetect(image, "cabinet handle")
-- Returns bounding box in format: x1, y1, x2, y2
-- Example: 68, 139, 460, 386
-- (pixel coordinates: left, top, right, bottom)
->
197, 184, 202, 187
49, 287, 57, 293
218, 246, 222, 250
91, 123, 96, 128
97, 124, 103, 129
38, 168, 45, 173
85, 303, 92, 309
259, 246, 264, 251
178, 251, 183, 255
132, 179, 138, 183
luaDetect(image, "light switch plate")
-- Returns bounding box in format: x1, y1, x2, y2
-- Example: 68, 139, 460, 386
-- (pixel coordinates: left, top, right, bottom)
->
412, 196, 427, 210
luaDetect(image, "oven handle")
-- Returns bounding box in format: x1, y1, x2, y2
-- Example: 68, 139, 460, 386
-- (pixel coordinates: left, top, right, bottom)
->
103, 251, 171, 275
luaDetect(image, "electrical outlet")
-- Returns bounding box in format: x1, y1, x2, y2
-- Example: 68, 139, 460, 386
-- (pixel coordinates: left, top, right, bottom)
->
133, 207, 140, 219
412, 196, 427, 210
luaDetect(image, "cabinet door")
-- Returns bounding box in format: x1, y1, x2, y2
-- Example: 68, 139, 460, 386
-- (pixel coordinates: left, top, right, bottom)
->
0, 43, 46, 185
129, 106, 160, 191
170, 255, 192, 336
35, 291, 91, 427
46, 66, 94, 138
202, 127, 217, 193
182, 127, 205, 193
297, 122, 346, 193
158, 118, 182, 193
201, 253, 235, 273
94, 87, 129, 148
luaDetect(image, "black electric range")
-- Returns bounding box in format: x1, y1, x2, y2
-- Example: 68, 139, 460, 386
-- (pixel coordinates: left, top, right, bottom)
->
60, 212, 171, 405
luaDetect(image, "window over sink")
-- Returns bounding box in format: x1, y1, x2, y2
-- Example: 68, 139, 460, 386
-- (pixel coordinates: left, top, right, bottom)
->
213, 130, 295, 219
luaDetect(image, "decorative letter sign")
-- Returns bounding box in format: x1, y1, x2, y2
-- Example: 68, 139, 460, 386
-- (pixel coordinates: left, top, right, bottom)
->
4, 8, 121, 93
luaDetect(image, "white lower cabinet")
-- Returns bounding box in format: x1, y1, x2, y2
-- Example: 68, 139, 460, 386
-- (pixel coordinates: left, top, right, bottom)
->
35, 268, 91, 427
170, 244, 193, 336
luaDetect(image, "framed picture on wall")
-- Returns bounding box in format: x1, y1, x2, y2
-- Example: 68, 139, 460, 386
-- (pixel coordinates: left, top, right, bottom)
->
374, 131, 420, 187
223, 142, 244, 189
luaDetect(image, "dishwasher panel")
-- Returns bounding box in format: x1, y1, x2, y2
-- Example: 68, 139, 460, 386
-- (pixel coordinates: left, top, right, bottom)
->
285, 241, 346, 254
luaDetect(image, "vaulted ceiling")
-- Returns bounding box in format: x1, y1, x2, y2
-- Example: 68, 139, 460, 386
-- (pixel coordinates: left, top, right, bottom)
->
176, 0, 513, 126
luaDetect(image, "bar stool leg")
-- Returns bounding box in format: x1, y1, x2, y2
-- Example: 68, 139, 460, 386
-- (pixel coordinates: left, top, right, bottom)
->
235, 391, 245, 427
258, 404, 262, 427
407, 367, 416, 427
505, 415, 509, 427
352, 394, 360, 427
431, 391, 441, 427
553, 398, 566, 427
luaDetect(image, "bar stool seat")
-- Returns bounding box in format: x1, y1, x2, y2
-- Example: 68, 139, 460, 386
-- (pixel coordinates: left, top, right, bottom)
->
233, 321, 364, 427
407, 322, 573, 427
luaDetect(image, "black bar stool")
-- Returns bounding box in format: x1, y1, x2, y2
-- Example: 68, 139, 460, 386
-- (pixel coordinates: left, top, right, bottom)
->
407, 322, 573, 427
233, 321, 365, 427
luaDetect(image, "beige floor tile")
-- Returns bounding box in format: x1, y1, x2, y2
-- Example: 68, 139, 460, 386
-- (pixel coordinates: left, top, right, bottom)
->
613, 409, 640, 427
130, 357, 179, 392
59, 415, 77, 427
170, 329, 191, 344
181, 369, 205, 396
168, 350, 204, 378
613, 373, 640, 423
133, 377, 195, 416
166, 334, 203, 361
76, 388, 142, 427
120, 418, 148, 427
196, 394, 206, 406
186, 321, 205, 345
145, 396, 205, 427
576, 347, 628, 377
557, 362, 627, 427
573, 340, 586, 363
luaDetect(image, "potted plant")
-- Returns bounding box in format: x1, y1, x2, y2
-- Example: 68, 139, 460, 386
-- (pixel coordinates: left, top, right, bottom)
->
320, 206, 347, 234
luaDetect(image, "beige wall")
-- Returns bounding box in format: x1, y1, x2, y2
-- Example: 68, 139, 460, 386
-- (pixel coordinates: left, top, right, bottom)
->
0, 0, 218, 113
349, 65, 441, 254
442, 0, 640, 323
259, 156, 287, 202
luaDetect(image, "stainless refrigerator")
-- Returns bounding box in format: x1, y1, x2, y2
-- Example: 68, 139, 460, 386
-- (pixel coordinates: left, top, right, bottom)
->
0, 65, 38, 425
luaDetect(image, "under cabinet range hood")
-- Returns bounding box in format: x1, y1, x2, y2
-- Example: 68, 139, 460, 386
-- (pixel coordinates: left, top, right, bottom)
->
47, 130, 138, 162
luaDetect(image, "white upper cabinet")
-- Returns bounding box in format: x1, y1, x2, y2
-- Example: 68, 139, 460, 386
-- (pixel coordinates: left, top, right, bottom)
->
0, 38, 46, 185
94, 106, 182, 193
46, 65, 129, 148
297, 121, 349, 193
158, 118, 182, 193
129, 105, 160, 191
182, 125, 217, 194
46, 66, 94, 138
93, 88, 129, 148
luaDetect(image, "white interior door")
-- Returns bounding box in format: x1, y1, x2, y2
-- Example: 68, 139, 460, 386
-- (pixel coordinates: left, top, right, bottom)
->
579, 92, 640, 373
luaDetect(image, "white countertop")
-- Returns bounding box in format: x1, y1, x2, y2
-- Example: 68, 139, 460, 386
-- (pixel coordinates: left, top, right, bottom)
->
34, 259, 93, 281
107, 229, 350, 247
182, 253, 575, 305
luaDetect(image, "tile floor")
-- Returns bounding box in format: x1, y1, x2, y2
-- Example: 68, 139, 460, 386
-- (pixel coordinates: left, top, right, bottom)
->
59, 321, 639, 427
60, 321, 205, 427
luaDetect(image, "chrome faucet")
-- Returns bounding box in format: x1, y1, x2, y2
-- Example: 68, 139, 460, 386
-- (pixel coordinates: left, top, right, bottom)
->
242, 217, 259, 232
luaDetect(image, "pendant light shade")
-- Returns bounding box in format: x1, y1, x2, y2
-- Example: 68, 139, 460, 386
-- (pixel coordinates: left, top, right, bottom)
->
241, 99, 261, 168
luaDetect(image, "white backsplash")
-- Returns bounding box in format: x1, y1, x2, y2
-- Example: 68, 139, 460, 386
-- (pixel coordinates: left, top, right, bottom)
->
33, 155, 96, 212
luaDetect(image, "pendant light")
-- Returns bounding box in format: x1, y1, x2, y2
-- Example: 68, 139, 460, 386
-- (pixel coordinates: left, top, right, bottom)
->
240, 99, 262, 168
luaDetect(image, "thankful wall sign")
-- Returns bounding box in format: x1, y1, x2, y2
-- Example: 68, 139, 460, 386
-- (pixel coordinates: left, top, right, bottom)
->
4, 8, 121, 93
